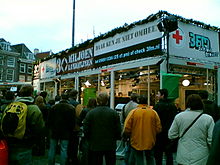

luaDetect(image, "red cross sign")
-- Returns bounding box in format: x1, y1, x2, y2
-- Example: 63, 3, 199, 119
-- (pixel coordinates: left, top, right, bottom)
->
172, 30, 183, 44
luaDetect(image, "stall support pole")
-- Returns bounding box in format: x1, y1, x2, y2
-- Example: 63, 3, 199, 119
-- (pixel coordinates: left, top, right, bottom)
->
110, 70, 115, 109
217, 68, 220, 106
160, 60, 167, 89
98, 74, 100, 93
206, 69, 209, 91
54, 81, 58, 98
75, 76, 79, 101
43, 82, 46, 91
147, 65, 150, 106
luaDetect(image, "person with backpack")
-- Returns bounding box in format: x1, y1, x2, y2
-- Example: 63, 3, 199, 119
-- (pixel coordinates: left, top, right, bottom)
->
153, 89, 178, 165
1, 84, 45, 164
0, 91, 15, 120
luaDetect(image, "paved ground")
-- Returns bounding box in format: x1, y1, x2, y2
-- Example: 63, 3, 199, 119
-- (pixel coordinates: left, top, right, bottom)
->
32, 151, 177, 165
32, 140, 177, 165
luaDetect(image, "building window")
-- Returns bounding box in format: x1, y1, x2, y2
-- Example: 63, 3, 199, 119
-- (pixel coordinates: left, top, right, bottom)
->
25, 52, 35, 60
0, 68, 3, 81
19, 75, 26, 82
7, 57, 15, 67
6, 69, 14, 81
27, 76, 32, 82
20, 63, 26, 73
27, 65, 32, 74
0, 56, 4, 65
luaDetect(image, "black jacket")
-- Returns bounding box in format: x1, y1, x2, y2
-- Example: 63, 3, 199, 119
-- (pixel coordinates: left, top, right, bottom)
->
203, 100, 220, 122
83, 105, 121, 151
154, 99, 177, 134
207, 119, 220, 165
48, 100, 75, 140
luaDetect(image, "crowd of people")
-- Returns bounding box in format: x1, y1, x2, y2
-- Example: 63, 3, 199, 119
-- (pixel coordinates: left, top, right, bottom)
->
0, 85, 220, 165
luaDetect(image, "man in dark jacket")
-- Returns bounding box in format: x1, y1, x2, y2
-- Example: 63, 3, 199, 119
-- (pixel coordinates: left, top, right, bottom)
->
154, 89, 178, 165
198, 90, 220, 122
48, 92, 75, 165
206, 119, 220, 165
83, 92, 121, 165
67, 89, 82, 165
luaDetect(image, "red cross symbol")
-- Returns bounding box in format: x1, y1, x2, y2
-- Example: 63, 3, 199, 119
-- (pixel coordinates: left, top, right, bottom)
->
42, 66, 45, 72
172, 30, 183, 44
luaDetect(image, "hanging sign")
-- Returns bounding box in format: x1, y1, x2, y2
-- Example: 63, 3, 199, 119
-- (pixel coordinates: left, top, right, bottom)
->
169, 21, 219, 62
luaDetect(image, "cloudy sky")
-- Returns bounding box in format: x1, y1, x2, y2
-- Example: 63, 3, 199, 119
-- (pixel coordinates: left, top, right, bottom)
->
1, 0, 219, 54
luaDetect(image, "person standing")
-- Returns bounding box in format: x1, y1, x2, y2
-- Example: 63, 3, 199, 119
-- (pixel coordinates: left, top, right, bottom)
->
67, 89, 83, 165
169, 94, 214, 165
198, 90, 220, 122
83, 92, 121, 165
0, 91, 15, 119
79, 98, 97, 165
121, 93, 139, 124
206, 119, 220, 165
120, 93, 139, 165
123, 95, 162, 165
33, 95, 49, 156
48, 92, 75, 165
154, 89, 177, 165
5, 85, 45, 164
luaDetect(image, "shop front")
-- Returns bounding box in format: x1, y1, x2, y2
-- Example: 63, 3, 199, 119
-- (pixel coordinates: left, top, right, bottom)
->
35, 11, 220, 109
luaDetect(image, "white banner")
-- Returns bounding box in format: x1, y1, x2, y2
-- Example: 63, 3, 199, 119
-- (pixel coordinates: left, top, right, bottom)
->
94, 20, 162, 56
169, 21, 219, 62
40, 58, 56, 79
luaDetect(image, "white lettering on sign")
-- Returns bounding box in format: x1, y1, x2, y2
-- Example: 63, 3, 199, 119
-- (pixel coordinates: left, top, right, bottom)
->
94, 20, 162, 56
56, 47, 94, 74
95, 26, 157, 52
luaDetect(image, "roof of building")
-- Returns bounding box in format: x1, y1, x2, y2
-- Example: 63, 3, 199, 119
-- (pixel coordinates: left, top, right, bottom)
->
35, 51, 53, 60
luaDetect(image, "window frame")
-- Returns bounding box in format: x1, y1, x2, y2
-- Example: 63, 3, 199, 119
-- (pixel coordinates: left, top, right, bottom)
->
0, 55, 4, 65
20, 63, 26, 73
27, 65, 32, 74
7, 57, 15, 67
6, 69, 14, 82
0, 68, 3, 81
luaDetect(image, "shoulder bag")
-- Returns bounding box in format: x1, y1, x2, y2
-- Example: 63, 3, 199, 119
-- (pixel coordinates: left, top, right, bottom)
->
167, 113, 203, 152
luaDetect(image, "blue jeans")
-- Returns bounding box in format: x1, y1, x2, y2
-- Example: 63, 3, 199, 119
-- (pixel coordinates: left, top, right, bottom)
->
129, 147, 155, 165
9, 148, 32, 165
48, 139, 69, 165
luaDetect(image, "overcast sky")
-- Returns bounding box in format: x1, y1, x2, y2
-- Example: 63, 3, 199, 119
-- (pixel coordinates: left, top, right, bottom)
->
0, 0, 220, 54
